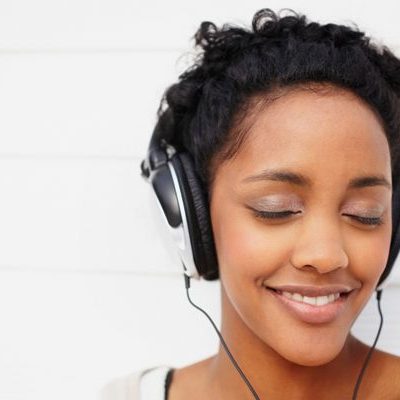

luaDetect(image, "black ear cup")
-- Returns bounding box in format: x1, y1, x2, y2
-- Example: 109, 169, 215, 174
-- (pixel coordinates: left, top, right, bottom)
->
170, 152, 219, 280
377, 180, 400, 288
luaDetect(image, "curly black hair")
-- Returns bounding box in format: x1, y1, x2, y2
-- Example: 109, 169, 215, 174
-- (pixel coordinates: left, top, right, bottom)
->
154, 7, 400, 193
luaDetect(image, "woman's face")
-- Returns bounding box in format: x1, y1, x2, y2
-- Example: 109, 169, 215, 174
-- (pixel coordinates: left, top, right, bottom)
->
209, 87, 393, 366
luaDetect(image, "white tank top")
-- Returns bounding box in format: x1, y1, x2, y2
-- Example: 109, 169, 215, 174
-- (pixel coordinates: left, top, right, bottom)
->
100, 365, 174, 400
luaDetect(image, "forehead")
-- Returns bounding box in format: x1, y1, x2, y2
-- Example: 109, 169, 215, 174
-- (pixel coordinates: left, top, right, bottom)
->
220, 88, 391, 187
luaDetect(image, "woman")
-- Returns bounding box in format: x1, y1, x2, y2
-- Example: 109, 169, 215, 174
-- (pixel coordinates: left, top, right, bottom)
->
102, 7, 400, 399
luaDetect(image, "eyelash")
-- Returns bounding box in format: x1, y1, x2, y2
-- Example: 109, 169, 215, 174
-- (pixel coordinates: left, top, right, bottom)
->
252, 210, 384, 226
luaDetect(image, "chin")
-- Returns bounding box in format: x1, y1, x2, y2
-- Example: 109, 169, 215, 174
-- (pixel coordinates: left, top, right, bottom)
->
277, 338, 347, 367
287, 353, 339, 367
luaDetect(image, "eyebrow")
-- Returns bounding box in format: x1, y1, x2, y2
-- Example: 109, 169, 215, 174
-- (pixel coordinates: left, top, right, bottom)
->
241, 169, 392, 190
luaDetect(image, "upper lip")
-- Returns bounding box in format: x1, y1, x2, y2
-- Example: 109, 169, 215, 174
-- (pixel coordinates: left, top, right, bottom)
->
264, 284, 355, 297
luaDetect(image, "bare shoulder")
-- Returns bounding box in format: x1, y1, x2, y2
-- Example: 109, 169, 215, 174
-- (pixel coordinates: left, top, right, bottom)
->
169, 356, 215, 400
374, 348, 400, 372
367, 348, 400, 398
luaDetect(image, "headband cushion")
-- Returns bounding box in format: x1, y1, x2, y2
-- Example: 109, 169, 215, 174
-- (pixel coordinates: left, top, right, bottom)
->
171, 152, 219, 280
378, 181, 400, 287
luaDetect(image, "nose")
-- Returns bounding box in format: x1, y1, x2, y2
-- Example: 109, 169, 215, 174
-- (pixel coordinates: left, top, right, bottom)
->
290, 213, 349, 274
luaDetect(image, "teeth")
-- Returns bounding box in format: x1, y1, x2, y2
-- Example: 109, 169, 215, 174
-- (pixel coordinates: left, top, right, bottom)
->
292, 293, 303, 302
280, 291, 340, 306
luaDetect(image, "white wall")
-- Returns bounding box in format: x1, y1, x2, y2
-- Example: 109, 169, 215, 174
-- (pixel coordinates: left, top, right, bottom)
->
0, 1, 399, 399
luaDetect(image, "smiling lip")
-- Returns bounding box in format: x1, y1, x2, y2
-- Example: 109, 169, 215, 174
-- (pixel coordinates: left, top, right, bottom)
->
264, 287, 354, 324
264, 284, 354, 297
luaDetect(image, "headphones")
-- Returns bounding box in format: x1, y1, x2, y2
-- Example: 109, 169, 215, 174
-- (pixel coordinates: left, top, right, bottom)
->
140, 118, 400, 291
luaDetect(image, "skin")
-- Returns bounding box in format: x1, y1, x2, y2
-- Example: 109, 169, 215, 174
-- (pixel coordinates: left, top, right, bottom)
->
168, 86, 400, 399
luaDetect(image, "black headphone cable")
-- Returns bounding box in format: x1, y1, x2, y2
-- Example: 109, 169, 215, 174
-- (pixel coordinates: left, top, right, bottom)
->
184, 274, 261, 400
184, 274, 385, 400
351, 289, 384, 400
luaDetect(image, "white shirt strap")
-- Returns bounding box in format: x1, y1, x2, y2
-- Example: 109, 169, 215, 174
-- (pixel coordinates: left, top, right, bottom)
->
139, 366, 172, 400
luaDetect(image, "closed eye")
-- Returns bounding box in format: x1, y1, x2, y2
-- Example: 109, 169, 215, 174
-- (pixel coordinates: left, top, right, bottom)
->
251, 209, 300, 220
342, 214, 384, 226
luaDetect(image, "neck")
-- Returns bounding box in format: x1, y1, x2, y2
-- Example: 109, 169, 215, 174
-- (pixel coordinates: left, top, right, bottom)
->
204, 286, 369, 400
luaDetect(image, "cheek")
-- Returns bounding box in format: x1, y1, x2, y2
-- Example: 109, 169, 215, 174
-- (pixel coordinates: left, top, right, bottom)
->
348, 224, 392, 287
212, 209, 291, 281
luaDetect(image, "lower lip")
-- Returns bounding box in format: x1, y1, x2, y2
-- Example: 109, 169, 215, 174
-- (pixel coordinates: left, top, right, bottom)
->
265, 288, 353, 324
